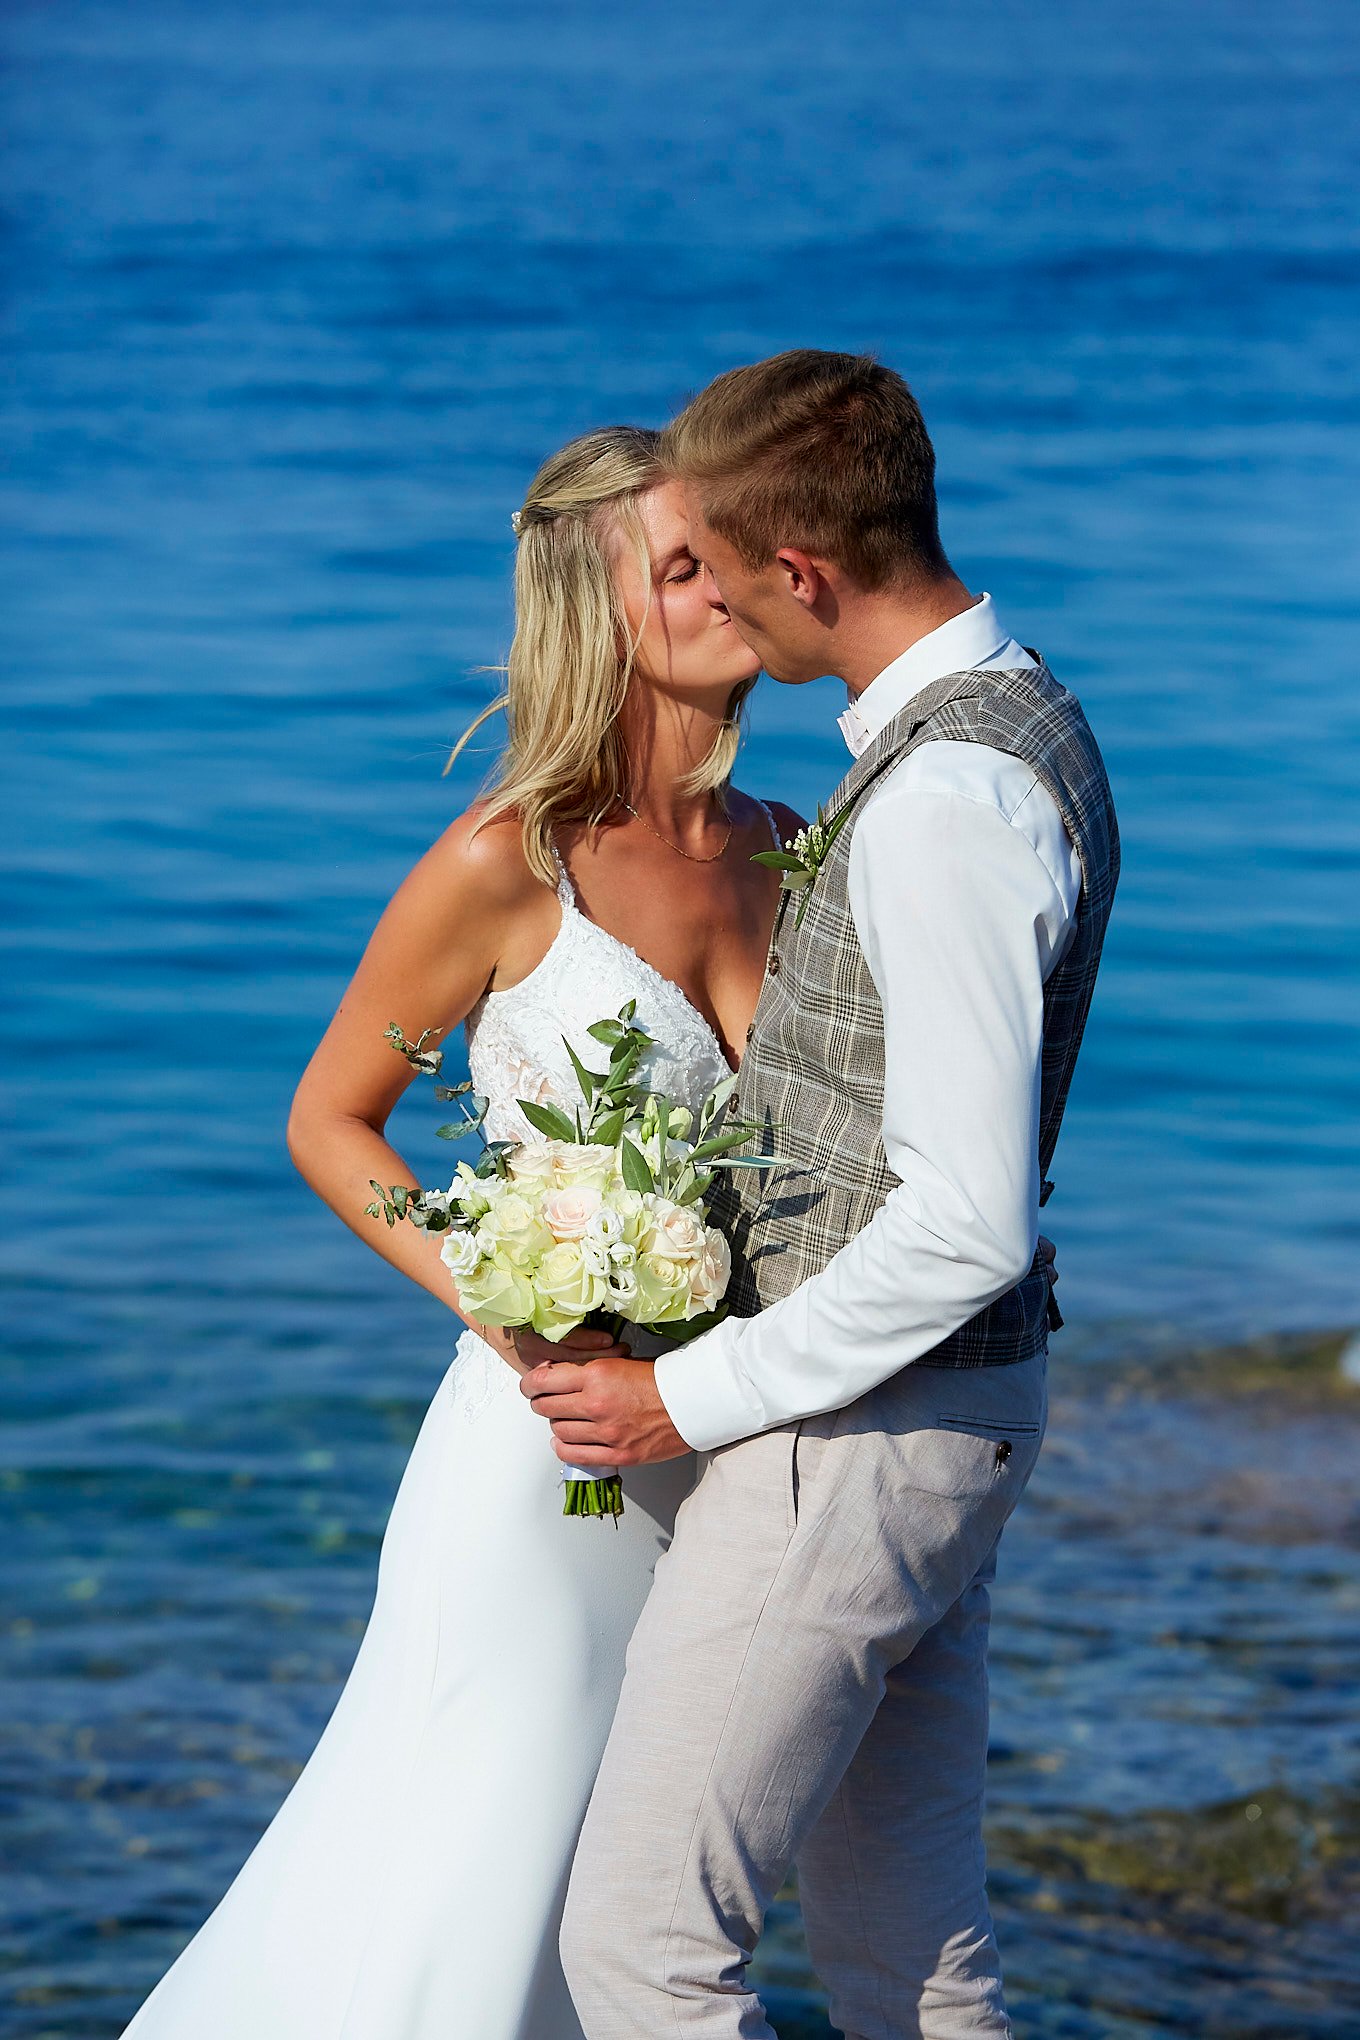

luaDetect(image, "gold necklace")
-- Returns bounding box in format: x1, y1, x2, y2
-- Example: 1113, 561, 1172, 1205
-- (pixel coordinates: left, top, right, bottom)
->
621, 800, 734, 864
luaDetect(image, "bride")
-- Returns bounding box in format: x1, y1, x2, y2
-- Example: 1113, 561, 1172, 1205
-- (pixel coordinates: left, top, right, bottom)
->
121, 424, 802, 2040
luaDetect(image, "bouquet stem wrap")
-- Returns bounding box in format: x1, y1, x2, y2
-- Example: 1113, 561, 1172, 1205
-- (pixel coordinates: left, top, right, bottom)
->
556, 1309, 628, 1522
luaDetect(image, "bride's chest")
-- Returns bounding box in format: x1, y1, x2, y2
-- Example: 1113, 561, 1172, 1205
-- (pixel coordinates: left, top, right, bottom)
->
464, 908, 734, 1137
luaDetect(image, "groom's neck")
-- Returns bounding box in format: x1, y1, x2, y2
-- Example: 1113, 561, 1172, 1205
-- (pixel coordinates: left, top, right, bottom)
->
835, 572, 977, 699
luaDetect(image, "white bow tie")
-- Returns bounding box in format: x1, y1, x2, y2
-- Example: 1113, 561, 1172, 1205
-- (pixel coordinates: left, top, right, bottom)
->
837, 703, 872, 758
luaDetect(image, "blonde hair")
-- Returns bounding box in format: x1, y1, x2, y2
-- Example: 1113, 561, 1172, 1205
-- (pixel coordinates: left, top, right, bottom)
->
446, 425, 752, 887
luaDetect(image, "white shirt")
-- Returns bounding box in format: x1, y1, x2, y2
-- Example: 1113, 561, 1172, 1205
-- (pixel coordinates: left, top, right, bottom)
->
654, 595, 1083, 1453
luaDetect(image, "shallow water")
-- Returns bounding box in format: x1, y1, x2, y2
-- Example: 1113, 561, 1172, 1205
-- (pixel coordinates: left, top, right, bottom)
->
3, 1, 1358, 2031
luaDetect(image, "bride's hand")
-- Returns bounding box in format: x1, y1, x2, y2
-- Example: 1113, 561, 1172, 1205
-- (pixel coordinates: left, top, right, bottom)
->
474, 1323, 629, 1379
1038, 1233, 1058, 1284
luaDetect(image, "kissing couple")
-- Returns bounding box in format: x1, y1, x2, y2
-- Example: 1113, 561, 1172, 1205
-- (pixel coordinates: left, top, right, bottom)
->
124, 350, 1119, 2039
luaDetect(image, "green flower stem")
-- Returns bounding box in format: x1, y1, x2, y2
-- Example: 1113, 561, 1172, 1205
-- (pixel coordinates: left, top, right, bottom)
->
561, 1475, 624, 1521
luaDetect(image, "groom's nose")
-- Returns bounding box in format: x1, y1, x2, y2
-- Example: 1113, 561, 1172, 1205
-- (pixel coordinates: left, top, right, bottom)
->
701, 563, 727, 611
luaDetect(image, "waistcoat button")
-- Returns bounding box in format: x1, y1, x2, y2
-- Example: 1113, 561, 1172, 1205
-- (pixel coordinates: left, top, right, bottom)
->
767, 954, 782, 977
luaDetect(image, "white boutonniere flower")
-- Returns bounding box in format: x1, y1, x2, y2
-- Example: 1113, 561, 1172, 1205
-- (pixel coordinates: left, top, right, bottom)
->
751, 801, 853, 927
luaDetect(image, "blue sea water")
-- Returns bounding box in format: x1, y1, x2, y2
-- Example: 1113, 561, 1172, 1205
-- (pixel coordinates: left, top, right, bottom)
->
3, 3, 1359, 2034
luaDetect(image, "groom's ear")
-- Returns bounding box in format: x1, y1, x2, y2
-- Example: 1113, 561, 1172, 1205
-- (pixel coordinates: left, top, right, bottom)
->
775, 547, 823, 610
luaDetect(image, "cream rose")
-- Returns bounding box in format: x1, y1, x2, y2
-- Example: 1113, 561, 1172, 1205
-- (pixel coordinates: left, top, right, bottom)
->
644, 1198, 707, 1263
456, 1251, 535, 1328
551, 1143, 619, 1190
633, 1249, 692, 1325
692, 1227, 732, 1312
478, 1192, 554, 1266
541, 1184, 605, 1240
506, 1140, 561, 1189
531, 1240, 611, 1340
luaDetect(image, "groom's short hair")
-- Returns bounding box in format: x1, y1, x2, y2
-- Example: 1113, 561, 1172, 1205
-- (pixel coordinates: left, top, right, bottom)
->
662, 350, 947, 590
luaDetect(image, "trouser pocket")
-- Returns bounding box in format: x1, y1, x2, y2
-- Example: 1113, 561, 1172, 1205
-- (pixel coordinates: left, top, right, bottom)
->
937, 1415, 1041, 1440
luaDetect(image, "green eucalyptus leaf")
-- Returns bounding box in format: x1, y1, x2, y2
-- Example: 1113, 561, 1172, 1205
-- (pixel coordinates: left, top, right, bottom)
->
751, 850, 806, 872
474, 1142, 511, 1178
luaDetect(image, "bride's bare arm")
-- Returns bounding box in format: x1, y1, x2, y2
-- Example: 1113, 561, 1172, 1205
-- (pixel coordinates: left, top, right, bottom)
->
285, 811, 605, 1371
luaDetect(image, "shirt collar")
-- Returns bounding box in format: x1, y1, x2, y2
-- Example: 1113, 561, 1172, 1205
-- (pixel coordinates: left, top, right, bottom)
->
837, 593, 1022, 758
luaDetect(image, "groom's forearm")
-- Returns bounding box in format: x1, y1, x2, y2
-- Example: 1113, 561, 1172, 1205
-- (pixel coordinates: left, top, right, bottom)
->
654, 1177, 1037, 1452
655, 777, 1072, 1453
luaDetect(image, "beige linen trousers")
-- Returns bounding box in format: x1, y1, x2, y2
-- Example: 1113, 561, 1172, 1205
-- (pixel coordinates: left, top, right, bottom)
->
560, 1347, 1047, 2039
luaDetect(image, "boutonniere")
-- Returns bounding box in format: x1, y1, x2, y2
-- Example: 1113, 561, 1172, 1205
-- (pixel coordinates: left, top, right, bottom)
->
752, 802, 853, 927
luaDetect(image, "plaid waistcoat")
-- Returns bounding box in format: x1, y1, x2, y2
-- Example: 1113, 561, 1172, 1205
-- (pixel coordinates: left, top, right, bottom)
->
713, 659, 1120, 1367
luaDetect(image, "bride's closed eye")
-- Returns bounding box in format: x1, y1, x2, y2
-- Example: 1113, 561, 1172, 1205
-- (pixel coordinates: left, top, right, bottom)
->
665, 556, 700, 585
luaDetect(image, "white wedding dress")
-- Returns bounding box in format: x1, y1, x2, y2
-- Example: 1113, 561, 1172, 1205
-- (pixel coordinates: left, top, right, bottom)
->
123, 844, 744, 2040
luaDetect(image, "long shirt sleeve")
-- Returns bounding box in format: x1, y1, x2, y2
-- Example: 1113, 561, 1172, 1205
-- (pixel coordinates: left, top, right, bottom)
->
654, 740, 1081, 1453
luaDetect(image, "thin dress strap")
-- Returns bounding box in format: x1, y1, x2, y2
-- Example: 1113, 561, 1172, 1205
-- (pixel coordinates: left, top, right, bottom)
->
546, 834, 576, 907
755, 798, 784, 850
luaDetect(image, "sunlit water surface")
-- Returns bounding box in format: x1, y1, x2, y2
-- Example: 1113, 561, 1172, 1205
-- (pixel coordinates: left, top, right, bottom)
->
3, 2, 1358, 2032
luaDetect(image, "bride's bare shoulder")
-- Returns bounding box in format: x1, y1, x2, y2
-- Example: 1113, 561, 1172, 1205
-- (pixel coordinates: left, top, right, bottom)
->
418, 803, 549, 912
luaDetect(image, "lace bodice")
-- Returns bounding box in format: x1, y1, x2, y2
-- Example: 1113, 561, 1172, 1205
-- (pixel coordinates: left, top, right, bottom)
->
464, 846, 746, 1144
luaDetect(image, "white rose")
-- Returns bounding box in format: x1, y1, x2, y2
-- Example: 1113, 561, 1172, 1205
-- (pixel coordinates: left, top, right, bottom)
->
645, 1198, 707, 1263
506, 1140, 561, 1188
552, 1143, 619, 1189
692, 1227, 732, 1312
633, 1250, 692, 1324
531, 1239, 611, 1339
479, 1192, 554, 1265
542, 1184, 605, 1240
457, 1249, 536, 1328
440, 1228, 485, 1281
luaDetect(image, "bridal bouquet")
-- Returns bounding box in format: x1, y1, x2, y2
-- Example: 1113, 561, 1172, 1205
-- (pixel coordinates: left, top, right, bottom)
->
366, 1002, 768, 1520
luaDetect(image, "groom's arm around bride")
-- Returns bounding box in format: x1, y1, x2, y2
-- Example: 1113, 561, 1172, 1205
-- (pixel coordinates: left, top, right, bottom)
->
527, 350, 1119, 2039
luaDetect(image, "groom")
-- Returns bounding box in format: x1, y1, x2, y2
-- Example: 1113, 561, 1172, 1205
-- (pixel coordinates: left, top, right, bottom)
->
523, 349, 1119, 2036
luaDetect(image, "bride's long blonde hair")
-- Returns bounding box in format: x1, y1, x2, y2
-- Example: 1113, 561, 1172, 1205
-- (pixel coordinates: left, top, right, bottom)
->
445, 425, 753, 887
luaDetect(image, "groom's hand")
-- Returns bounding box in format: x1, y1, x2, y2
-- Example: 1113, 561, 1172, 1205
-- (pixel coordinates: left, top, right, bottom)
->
519, 1356, 690, 1465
